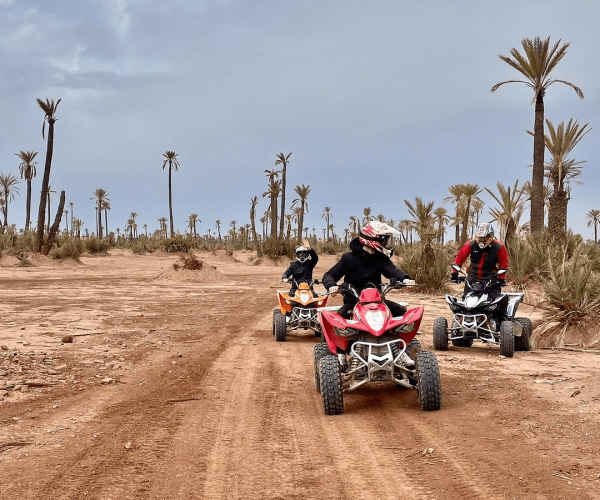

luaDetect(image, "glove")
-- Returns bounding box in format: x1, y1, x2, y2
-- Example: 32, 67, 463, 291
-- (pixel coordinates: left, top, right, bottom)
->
281, 277, 289, 283
498, 278, 507, 287
403, 279, 416, 286
449, 272, 459, 284
328, 286, 339, 294
338, 282, 350, 292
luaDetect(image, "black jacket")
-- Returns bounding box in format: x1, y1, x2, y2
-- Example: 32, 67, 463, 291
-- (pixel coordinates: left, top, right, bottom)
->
282, 248, 318, 284
322, 238, 410, 305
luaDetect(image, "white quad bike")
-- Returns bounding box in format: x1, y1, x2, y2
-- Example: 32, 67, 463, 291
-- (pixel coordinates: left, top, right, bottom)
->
432, 266, 532, 358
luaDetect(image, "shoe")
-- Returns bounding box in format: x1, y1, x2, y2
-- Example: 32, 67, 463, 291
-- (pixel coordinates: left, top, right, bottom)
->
400, 352, 415, 367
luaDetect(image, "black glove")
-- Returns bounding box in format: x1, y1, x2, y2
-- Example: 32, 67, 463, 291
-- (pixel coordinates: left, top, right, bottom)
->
338, 282, 350, 292
449, 272, 459, 284
498, 278, 507, 287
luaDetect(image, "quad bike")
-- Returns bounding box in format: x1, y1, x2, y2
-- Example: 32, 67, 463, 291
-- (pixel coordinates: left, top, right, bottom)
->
432, 266, 532, 358
272, 279, 329, 342
314, 281, 442, 415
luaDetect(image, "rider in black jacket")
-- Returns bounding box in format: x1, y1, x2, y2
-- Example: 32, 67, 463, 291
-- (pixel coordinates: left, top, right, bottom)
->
281, 238, 319, 295
322, 221, 414, 319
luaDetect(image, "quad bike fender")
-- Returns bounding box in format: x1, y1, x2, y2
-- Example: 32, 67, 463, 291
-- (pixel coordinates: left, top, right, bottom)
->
505, 292, 524, 319
277, 292, 293, 315
319, 310, 351, 354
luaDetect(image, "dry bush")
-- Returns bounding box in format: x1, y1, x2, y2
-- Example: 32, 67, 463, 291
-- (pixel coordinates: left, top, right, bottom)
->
49, 238, 85, 260
173, 252, 203, 271
399, 243, 454, 293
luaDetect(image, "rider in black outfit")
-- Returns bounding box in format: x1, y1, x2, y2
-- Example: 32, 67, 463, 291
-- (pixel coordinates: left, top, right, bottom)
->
322, 221, 414, 319
281, 238, 318, 296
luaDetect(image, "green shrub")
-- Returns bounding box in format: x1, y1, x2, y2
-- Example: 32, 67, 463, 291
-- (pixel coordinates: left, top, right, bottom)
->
398, 243, 454, 293
85, 237, 110, 254
49, 238, 85, 260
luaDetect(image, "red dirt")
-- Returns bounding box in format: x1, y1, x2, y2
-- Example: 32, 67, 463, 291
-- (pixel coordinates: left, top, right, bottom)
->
0, 249, 599, 499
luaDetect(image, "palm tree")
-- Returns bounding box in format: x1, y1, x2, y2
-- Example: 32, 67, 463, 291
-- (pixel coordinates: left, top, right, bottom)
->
101, 200, 111, 237
72, 218, 84, 238
215, 220, 222, 241
362, 207, 372, 225
538, 118, 591, 240
16, 150, 37, 232
63, 210, 69, 232
586, 209, 600, 245
128, 212, 139, 238
90, 189, 109, 239
45, 185, 56, 233
291, 184, 310, 245
69, 202, 74, 236
35, 97, 61, 252
274, 152, 292, 240
230, 220, 237, 242
249, 196, 259, 248
162, 151, 180, 237
262, 178, 280, 239
486, 180, 528, 246
0, 173, 20, 231
444, 184, 465, 243
322, 207, 332, 241
433, 207, 450, 245
157, 217, 167, 238
143, 223, 148, 238
491, 37, 584, 234
348, 215, 359, 237
459, 184, 483, 244
404, 197, 436, 264
187, 213, 200, 237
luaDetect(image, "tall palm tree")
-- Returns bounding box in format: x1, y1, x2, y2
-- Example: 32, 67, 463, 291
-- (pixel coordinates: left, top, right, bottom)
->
539, 118, 590, 240
35, 97, 61, 252
444, 184, 465, 243
586, 209, 600, 245
162, 151, 180, 237
249, 196, 259, 248
485, 180, 528, 246
348, 215, 359, 237
274, 152, 292, 240
0, 173, 20, 231
491, 37, 584, 234
433, 207, 450, 245
72, 218, 83, 238
322, 207, 332, 241
63, 210, 69, 232
45, 186, 57, 233
291, 184, 310, 245
69, 201, 74, 235
101, 200, 111, 237
16, 150, 37, 232
230, 220, 237, 242
362, 207, 372, 225
91, 189, 109, 239
157, 217, 167, 238
215, 220, 222, 241
459, 184, 483, 244
404, 197, 436, 264
262, 179, 280, 239
187, 213, 200, 237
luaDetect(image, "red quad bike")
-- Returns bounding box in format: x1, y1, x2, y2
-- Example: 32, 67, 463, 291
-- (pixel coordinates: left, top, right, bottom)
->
273, 279, 329, 342
314, 281, 442, 415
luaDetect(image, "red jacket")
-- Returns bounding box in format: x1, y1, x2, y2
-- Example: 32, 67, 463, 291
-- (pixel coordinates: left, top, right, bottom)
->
454, 239, 508, 280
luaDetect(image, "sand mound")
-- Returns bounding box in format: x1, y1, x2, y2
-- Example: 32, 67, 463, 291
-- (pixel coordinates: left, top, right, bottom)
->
209, 249, 240, 263
21, 253, 57, 267
0, 255, 20, 267
155, 261, 231, 283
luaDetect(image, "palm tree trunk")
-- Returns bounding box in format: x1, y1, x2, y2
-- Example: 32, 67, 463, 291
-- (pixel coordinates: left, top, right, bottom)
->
36, 121, 55, 252
104, 209, 109, 237
42, 191, 65, 255
548, 191, 568, 241
25, 180, 32, 232
531, 92, 546, 234
297, 207, 304, 245
168, 165, 174, 237
279, 165, 286, 240
97, 201, 103, 239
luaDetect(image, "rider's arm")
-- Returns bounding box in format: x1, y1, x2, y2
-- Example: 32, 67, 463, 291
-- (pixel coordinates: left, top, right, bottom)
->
308, 247, 318, 266
322, 257, 347, 291
497, 244, 509, 279
382, 259, 410, 282
453, 241, 472, 267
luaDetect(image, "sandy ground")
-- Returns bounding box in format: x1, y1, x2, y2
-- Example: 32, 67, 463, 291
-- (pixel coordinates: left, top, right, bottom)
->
0, 248, 599, 499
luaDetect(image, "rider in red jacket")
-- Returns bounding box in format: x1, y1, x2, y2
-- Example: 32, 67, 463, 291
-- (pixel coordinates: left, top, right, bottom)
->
451, 223, 508, 299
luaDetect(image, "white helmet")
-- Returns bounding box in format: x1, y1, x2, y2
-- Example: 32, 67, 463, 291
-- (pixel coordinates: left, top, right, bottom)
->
359, 221, 399, 258
474, 223, 494, 249
295, 246, 310, 263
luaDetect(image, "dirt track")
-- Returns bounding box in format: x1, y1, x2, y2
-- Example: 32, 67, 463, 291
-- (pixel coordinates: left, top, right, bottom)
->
1, 249, 599, 499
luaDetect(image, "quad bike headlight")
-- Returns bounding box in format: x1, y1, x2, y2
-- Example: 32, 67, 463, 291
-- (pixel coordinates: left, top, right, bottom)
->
485, 304, 497, 311
299, 292, 311, 303
365, 310, 386, 331
395, 323, 415, 333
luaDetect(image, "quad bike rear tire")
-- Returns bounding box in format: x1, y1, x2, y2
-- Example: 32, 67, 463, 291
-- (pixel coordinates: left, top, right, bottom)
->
313, 343, 331, 392
432, 317, 449, 351
514, 317, 532, 352
319, 355, 344, 415
274, 310, 287, 342
499, 321, 515, 358
452, 338, 473, 347
415, 350, 442, 411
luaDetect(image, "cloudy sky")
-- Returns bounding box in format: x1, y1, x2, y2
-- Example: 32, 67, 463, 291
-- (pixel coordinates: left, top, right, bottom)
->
1, 0, 599, 241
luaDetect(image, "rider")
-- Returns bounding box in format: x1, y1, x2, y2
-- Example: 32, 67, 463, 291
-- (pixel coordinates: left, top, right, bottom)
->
450, 222, 509, 300
322, 221, 415, 319
281, 238, 319, 296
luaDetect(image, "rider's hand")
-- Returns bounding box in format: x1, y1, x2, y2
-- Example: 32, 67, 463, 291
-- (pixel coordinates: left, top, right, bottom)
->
302, 238, 311, 250
281, 277, 289, 283
328, 286, 339, 294
403, 279, 416, 286
449, 272, 459, 284
498, 278, 507, 287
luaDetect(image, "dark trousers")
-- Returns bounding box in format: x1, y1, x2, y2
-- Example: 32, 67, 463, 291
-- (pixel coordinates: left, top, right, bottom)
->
337, 300, 407, 319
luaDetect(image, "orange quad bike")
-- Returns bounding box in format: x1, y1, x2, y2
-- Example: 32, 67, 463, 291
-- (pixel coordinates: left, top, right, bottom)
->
273, 279, 329, 342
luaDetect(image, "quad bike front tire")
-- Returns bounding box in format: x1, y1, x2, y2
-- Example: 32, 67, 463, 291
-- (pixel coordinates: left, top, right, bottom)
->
314, 343, 331, 392
452, 338, 473, 347
514, 317, 532, 352
319, 355, 344, 415
432, 317, 449, 351
274, 310, 287, 342
406, 338, 422, 362
415, 350, 442, 411
499, 321, 515, 358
